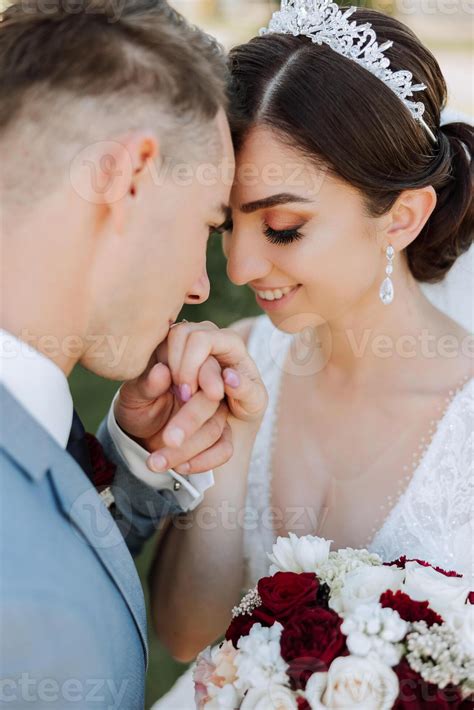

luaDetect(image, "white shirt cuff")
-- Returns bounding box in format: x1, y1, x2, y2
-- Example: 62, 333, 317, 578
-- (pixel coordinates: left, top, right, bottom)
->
107, 390, 214, 512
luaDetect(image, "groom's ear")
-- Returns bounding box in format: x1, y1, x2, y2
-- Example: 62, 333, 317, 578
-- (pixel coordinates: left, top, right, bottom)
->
383, 186, 437, 251
107, 131, 159, 234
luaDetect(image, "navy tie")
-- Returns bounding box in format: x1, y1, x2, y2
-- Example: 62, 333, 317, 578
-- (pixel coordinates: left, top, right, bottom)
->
66, 410, 94, 481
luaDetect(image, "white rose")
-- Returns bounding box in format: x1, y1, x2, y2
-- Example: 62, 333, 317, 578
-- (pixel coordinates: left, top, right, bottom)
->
204, 683, 241, 709
444, 604, 474, 656
331, 564, 404, 615
402, 561, 470, 616
268, 533, 332, 574
305, 657, 399, 710
241, 685, 297, 710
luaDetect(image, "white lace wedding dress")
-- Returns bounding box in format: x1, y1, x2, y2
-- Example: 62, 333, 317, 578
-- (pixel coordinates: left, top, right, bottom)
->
153, 313, 474, 710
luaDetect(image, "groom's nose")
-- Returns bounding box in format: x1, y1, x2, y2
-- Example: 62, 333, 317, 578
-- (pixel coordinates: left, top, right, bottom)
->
184, 267, 210, 305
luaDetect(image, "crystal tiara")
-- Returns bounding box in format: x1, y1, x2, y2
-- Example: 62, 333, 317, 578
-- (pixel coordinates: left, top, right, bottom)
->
260, 0, 437, 143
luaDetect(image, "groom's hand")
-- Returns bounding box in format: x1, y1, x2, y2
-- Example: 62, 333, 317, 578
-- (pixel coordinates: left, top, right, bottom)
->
115, 357, 233, 475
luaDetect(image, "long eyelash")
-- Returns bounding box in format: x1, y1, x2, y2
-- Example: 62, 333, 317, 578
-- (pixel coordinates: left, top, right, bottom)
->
264, 225, 304, 245
215, 218, 233, 236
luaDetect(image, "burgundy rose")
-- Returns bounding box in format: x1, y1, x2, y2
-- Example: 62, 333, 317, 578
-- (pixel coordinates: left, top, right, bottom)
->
468, 591, 474, 605
296, 697, 311, 710
280, 607, 347, 689
380, 589, 443, 627
257, 572, 319, 621
385, 556, 462, 578
225, 604, 275, 648
393, 660, 467, 709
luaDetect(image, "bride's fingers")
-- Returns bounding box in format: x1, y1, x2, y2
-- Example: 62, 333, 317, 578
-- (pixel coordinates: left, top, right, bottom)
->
160, 389, 220, 449
223, 368, 268, 421
173, 423, 234, 475
198, 356, 224, 402
166, 321, 219, 397
147, 404, 228, 473
177, 328, 250, 395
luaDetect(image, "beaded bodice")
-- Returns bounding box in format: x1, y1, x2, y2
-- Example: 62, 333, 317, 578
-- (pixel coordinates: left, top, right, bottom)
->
242, 316, 474, 588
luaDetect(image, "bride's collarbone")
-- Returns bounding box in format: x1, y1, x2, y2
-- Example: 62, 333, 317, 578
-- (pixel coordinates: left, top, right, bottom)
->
269, 371, 471, 545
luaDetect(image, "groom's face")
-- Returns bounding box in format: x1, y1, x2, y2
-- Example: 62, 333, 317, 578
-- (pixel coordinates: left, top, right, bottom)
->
84, 110, 235, 380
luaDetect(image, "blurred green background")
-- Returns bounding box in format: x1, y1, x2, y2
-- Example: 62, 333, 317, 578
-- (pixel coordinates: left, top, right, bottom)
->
65, 0, 472, 706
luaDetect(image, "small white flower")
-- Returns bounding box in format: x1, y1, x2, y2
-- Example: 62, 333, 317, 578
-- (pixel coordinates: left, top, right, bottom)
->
330, 564, 404, 615
402, 561, 470, 616
315, 549, 383, 602
444, 604, 474, 656
268, 533, 332, 575
236, 623, 290, 691
241, 684, 298, 710
340, 602, 408, 667
304, 656, 399, 709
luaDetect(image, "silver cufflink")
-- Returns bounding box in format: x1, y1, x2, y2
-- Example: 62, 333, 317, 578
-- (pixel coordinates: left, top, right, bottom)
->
173, 481, 182, 492
100, 486, 115, 509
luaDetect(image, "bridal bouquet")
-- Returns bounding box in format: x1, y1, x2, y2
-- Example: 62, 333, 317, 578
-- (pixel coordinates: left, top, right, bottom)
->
194, 534, 473, 709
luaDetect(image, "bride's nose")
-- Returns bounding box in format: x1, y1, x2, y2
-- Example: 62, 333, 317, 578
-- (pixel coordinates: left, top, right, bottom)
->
226, 229, 272, 287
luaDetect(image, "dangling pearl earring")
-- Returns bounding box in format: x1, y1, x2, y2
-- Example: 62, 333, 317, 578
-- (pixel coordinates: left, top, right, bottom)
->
379, 245, 395, 305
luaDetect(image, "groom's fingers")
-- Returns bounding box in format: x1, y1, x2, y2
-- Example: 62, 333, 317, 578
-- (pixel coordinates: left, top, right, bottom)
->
120, 362, 172, 406
161, 390, 220, 449
147, 403, 229, 473
174, 422, 233, 475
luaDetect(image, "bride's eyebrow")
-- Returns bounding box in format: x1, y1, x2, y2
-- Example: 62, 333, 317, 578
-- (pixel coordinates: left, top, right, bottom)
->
239, 193, 314, 214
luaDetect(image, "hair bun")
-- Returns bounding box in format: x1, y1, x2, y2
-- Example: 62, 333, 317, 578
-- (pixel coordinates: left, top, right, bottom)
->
407, 120, 473, 283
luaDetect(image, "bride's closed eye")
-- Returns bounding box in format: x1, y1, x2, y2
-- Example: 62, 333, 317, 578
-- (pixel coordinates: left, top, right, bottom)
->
215, 217, 305, 246
264, 224, 305, 245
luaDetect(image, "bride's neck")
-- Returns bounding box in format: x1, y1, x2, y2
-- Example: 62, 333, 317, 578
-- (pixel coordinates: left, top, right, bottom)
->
312, 269, 458, 389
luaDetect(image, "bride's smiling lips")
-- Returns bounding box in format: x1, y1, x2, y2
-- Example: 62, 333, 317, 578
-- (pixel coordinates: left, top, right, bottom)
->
250, 284, 302, 311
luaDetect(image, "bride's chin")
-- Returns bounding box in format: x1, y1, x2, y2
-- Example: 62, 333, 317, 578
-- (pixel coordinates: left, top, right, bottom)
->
267, 309, 328, 335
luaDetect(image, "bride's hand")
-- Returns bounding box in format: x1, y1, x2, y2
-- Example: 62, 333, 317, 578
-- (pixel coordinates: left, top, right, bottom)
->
115, 354, 233, 475
159, 320, 268, 426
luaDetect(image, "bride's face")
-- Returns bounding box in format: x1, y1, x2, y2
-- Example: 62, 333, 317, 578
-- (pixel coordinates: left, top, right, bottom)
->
224, 127, 387, 332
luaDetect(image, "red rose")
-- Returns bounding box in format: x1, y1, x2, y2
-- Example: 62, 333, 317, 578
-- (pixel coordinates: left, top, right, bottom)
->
257, 572, 319, 621
280, 607, 347, 689
385, 556, 462, 578
393, 660, 467, 709
468, 591, 474, 605
297, 698, 311, 710
380, 589, 443, 627
225, 604, 276, 648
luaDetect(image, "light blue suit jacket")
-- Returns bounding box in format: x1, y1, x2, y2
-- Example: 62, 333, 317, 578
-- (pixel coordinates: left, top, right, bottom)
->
0, 384, 177, 709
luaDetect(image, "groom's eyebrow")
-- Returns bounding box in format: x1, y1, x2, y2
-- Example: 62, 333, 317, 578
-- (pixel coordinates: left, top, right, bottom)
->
239, 193, 313, 214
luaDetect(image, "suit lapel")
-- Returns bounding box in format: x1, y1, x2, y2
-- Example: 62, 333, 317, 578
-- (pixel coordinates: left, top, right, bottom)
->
0, 385, 149, 666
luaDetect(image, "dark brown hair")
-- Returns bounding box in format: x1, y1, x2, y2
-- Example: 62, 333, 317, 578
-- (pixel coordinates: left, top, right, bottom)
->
228, 8, 473, 283
0, 0, 227, 191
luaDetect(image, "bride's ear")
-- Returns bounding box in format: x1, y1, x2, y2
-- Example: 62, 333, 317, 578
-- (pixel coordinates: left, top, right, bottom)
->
382, 186, 437, 251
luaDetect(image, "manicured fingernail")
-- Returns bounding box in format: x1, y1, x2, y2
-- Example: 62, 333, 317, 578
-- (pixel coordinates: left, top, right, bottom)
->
149, 454, 168, 472
179, 384, 192, 402
166, 426, 185, 447
224, 369, 240, 388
